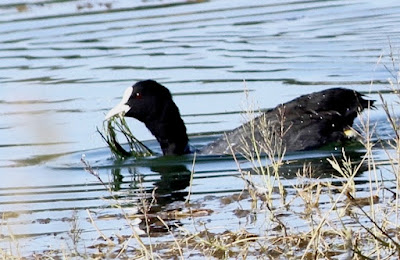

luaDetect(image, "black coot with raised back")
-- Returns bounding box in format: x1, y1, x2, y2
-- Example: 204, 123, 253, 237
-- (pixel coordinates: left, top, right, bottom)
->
105, 80, 373, 156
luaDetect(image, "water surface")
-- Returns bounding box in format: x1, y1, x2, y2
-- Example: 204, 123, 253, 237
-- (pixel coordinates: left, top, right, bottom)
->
1, 0, 399, 257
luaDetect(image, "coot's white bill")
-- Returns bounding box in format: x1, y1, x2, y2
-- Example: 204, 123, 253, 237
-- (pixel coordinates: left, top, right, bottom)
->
105, 86, 133, 120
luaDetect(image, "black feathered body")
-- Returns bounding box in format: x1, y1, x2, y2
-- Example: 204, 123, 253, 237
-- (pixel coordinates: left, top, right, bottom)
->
200, 88, 373, 155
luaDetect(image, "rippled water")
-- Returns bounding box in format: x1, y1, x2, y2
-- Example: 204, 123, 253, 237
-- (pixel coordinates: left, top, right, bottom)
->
1, 0, 400, 257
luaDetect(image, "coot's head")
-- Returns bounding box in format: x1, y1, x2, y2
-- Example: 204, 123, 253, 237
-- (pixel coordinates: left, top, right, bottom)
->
105, 80, 189, 155
105, 80, 173, 122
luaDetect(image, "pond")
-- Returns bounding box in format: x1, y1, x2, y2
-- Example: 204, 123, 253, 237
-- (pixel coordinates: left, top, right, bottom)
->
1, 0, 400, 258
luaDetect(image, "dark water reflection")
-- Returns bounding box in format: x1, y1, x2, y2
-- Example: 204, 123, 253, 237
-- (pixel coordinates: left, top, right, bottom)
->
1, 0, 400, 256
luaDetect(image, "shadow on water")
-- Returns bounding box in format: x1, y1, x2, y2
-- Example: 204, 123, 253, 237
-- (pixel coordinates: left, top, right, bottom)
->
110, 163, 191, 204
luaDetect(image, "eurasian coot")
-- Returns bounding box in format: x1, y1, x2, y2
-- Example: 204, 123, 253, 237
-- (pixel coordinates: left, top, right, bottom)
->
105, 80, 373, 156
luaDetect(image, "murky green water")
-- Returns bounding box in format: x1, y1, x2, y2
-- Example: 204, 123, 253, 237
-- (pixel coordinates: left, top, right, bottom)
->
1, 0, 399, 257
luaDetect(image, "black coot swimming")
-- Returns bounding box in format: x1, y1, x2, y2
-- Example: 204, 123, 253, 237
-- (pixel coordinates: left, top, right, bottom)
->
105, 80, 373, 156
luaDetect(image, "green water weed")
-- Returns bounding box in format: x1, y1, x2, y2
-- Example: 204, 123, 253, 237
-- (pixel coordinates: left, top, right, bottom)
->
98, 115, 153, 159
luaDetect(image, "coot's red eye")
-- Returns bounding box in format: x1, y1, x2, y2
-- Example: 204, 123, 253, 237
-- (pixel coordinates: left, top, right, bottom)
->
134, 92, 142, 99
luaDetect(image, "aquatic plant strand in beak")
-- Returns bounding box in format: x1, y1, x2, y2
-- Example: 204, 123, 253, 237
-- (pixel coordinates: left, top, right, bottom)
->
98, 115, 153, 158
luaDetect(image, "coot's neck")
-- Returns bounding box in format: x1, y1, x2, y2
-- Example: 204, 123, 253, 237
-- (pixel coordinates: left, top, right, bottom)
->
145, 104, 189, 156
